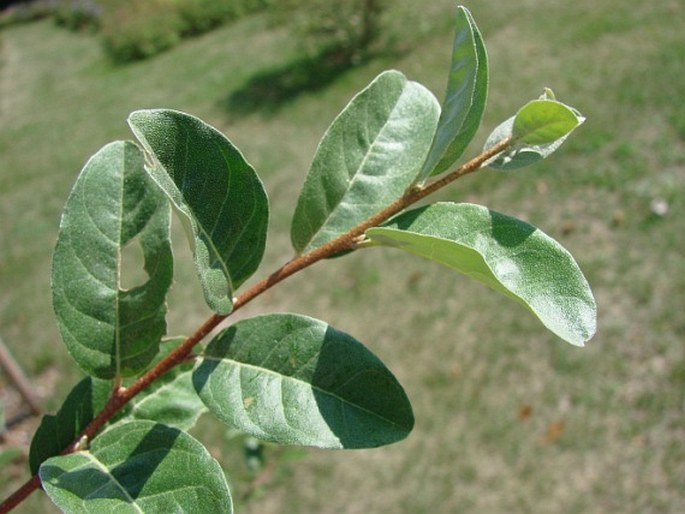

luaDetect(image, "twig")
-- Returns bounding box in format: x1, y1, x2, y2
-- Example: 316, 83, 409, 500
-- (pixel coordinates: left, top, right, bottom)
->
0, 136, 512, 513
0, 336, 42, 416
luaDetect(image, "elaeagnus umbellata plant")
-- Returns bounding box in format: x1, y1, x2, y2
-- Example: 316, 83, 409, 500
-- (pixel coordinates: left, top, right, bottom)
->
0, 6, 596, 513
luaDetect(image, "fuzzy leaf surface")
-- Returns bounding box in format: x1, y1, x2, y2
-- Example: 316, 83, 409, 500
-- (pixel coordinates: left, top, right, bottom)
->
366, 203, 596, 346
113, 338, 207, 431
128, 109, 269, 314
418, 5, 488, 180
29, 378, 110, 475
513, 99, 583, 144
40, 420, 232, 513
193, 313, 414, 448
52, 141, 173, 378
484, 98, 584, 170
291, 70, 440, 254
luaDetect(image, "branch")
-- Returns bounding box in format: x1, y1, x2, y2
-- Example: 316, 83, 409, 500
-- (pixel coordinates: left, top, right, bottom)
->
0, 476, 41, 514
0, 136, 511, 513
0, 336, 42, 416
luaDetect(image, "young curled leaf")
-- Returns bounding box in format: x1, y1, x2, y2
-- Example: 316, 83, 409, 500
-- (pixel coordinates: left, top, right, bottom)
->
484, 92, 584, 170
513, 98, 584, 145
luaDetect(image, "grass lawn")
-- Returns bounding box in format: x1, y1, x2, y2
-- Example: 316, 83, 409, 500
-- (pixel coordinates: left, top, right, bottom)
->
1, 0, 684, 512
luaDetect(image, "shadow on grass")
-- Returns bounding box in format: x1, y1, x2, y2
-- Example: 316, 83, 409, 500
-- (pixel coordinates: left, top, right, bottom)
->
220, 46, 362, 116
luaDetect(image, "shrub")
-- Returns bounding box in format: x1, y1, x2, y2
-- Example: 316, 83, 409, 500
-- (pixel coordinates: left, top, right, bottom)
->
52, 0, 101, 31
100, 0, 271, 63
272, 0, 386, 62
100, 0, 183, 63
174, 0, 239, 36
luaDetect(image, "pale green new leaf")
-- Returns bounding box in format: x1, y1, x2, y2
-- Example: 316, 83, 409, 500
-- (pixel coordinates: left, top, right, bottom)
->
418, 5, 488, 181
484, 95, 584, 170
40, 420, 232, 513
193, 313, 414, 449
128, 109, 269, 314
291, 70, 440, 254
513, 99, 583, 145
366, 203, 596, 346
52, 141, 173, 378
112, 338, 207, 431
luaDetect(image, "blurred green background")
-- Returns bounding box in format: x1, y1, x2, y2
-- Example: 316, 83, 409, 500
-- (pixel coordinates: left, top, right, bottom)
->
1, 0, 684, 512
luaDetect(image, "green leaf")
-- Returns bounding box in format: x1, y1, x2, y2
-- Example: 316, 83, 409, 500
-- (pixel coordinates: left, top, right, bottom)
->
52, 141, 173, 378
483, 95, 584, 170
128, 109, 269, 314
290, 70, 440, 254
193, 313, 414, 449
40, 420, 232, 513
366, 203, 596, 346
113, 338, 207, 431
418, 5, 488, 181
513, 99, 583, 145
29, 377, 111, 475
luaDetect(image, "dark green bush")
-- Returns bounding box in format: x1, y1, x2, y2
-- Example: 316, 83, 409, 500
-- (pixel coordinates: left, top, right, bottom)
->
174, 0, 239, 36
52, 0, 101, 31
101, 0, 182, 63
271, 0, 386, 61
100, 0, 271, 63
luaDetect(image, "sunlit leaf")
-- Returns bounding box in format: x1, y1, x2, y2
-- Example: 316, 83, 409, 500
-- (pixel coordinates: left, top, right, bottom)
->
193, 313, 414, 449
483, 95, 584, 170
52, 141, 173, 378
418, 5, 488, 180
513, 99, 583, 145
291, 70, 439, 254
366, 202, 596, 346
40, 421, 232, 513
128, 109, 269, 314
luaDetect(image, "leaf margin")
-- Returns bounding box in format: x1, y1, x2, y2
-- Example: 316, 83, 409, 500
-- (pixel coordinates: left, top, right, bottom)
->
366, 202, 597, 346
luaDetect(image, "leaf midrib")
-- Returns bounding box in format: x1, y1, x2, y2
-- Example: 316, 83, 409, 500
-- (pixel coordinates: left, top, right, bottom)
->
200, 355, 408, 430
302, 82, 410, 252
